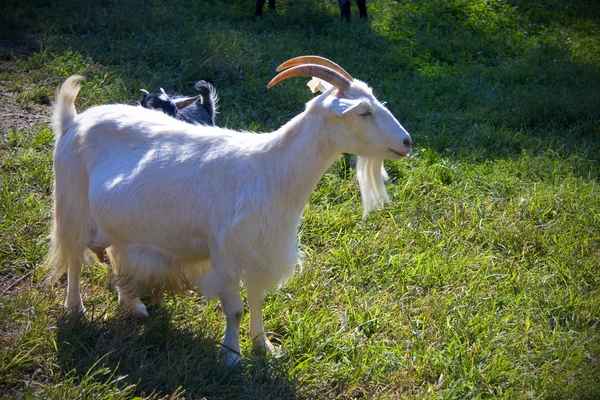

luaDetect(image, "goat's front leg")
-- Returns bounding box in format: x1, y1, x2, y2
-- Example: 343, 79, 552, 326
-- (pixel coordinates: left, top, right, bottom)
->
117, 288, 149, 318
220, 282, 243, 366
108, 246, 149, 318
246, 283, 274, 354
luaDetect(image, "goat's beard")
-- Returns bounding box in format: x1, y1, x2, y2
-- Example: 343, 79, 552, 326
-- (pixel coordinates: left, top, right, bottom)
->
356, 156, 390, 218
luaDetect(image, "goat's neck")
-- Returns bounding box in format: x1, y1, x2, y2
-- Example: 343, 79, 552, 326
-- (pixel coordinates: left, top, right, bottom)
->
265, 111, 341, 215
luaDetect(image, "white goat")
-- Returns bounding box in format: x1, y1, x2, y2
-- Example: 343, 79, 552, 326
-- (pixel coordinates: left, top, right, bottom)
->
46, 56, 412, 365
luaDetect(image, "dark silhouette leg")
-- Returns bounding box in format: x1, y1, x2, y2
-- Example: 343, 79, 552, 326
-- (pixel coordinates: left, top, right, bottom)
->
254, 0, 276, 20
254, 0, 265, 20
357, 0, 367, 19
338, 0, 351, 21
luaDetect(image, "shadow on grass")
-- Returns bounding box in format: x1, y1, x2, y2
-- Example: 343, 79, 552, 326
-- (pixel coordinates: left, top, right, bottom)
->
55, 310, 300, 399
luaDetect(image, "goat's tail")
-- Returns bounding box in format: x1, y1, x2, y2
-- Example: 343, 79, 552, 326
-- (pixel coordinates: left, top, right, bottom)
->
46, 76, 92, 291
195, 80, 219, 124
52, 75, 84, 139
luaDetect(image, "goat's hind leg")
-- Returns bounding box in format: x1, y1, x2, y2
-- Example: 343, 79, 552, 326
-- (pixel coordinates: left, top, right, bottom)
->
47, 229, 88, 315
64, 254, 86, 314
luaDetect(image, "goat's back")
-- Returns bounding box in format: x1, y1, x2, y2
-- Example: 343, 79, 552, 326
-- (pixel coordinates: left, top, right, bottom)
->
70, 105, 271, 258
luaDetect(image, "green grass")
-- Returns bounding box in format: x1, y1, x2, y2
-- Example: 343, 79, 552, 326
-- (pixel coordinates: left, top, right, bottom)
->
1, 0, 599, 398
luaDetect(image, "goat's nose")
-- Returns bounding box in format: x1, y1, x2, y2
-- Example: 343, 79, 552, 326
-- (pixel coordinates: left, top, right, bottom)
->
403, 137, 412, 149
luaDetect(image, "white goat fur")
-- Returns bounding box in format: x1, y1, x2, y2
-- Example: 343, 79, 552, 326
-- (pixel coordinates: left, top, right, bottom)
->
47, 74, 411, 364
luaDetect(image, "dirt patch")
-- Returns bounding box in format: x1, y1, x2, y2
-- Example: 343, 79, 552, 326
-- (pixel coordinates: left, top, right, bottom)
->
0, 42, 51, 134
0, 273, 32, 300
0, 77, 51, 134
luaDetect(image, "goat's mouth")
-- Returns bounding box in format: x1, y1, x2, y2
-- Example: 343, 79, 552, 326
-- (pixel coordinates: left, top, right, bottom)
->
388, 148, 408, 159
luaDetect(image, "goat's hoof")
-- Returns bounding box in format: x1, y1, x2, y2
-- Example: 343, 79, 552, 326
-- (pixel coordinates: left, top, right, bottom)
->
120, 299, 149, 318
220, 347, 242, 368
251, 334, 276, 354
65, 302, 87, 316
130, 304, 149, 318
263, 339, 275, 354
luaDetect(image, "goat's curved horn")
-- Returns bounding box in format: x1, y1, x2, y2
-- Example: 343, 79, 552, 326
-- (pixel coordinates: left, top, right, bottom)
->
268, 65, 351, 92
276, 56, 353, 81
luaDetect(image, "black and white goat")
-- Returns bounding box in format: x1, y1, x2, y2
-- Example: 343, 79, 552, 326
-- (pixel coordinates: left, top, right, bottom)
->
47, 56, 411, 365
140, 80, 218, 126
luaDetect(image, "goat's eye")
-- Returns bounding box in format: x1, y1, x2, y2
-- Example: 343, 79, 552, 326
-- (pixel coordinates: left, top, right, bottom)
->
359, 111, 372, 117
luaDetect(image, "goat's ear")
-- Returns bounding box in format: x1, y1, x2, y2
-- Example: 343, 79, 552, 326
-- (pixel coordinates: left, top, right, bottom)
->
307, 77, 333, 93
173, 94, 201, 110
330, 98, 365, 116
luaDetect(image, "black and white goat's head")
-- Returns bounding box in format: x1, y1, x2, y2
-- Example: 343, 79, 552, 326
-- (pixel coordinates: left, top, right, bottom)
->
139, 88, 201, 118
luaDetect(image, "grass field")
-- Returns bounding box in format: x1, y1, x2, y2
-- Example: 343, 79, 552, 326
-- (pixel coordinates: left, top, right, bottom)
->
1, 0, 599, 398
